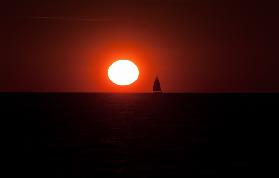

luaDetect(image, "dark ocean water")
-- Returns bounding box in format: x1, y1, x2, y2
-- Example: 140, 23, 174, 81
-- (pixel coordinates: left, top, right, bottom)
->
2, 93, 277, 177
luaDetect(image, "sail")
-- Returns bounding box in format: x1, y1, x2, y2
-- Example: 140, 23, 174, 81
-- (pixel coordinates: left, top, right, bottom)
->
153, 77, 162, 92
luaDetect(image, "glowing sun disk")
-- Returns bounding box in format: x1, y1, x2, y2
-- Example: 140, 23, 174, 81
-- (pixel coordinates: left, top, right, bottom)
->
108, 60, 139, 85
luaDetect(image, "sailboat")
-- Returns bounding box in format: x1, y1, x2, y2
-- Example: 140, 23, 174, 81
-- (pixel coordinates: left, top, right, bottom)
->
153, 76, 162, 93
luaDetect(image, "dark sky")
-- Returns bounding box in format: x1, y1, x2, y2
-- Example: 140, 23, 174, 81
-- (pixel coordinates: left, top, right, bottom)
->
1, 0, 279, 92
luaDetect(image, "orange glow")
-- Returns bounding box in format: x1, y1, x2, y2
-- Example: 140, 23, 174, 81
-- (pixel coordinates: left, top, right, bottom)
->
108, 60, 139, 86
81, 35, 157, 92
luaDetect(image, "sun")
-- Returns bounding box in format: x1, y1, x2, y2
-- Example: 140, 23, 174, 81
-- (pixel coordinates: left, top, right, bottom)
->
108, 60, 139, 86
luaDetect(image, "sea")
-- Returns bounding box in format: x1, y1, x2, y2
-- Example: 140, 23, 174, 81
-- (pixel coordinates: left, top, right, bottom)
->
1, 93, 277, 177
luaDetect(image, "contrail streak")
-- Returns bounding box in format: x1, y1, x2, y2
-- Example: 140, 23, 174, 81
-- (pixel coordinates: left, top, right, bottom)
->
22, 16, 113, 22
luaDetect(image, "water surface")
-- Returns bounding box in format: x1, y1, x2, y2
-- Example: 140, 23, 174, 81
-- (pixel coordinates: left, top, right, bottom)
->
2, 93, 275, 177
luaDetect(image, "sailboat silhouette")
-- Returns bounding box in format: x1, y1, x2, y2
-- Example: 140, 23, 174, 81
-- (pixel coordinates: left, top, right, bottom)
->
153, 76, 162, 93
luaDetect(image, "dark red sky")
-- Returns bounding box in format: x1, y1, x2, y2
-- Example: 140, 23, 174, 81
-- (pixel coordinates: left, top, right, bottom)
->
1, 0, 279, 92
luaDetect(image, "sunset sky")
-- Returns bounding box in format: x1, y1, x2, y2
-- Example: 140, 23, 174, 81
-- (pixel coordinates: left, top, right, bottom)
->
2, 0, 279, 92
